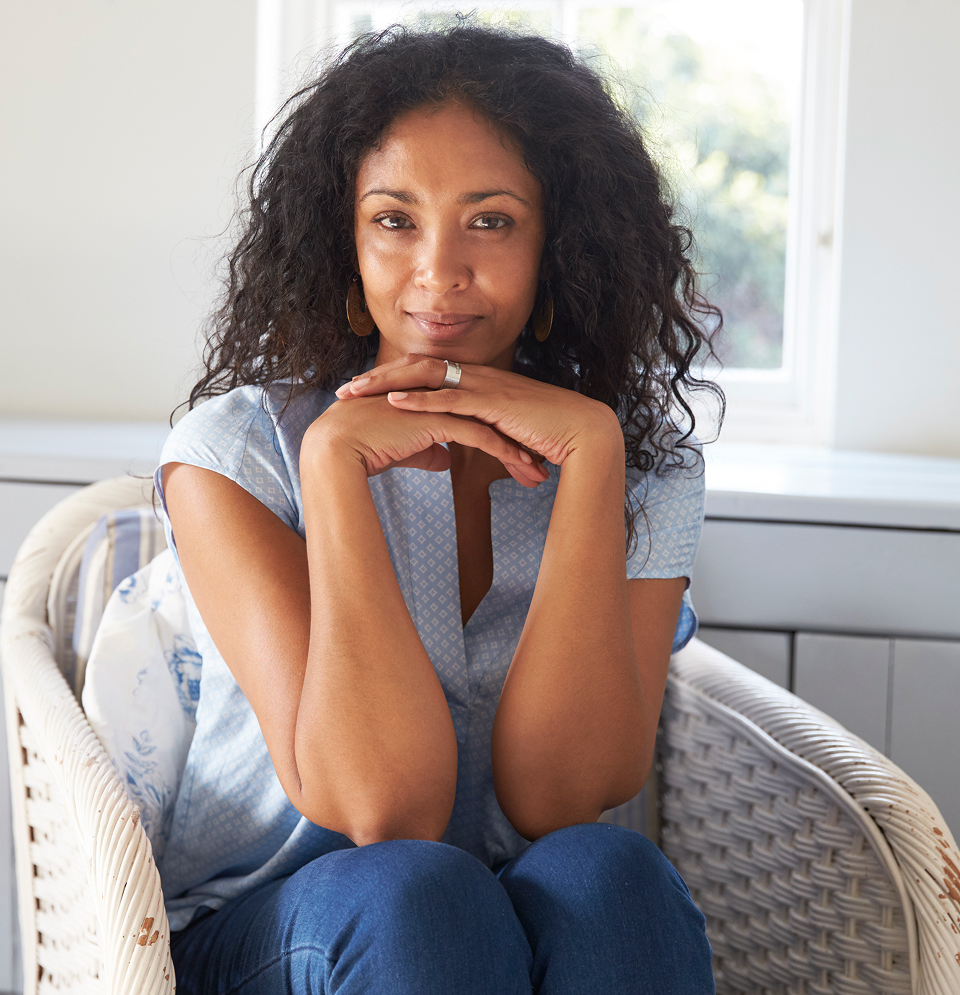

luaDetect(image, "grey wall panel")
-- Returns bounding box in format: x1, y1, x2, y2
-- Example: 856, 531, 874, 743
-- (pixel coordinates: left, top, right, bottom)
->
793, 632, 890, 754
0, 482, 80, 577
889, 638, 960, 839
697, 627, 791, 688
691, 519, 960, 638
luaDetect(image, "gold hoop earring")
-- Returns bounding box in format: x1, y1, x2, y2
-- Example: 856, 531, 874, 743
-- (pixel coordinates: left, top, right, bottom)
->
533, 288, 553, 343
346, 274, 376, 337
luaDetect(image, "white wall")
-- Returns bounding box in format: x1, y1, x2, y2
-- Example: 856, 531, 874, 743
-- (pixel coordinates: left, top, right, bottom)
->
831, 0, 960, 458
0, 0, 257, 422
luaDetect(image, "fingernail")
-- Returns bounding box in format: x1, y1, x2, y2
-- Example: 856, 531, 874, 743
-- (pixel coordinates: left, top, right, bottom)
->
335, 384, 350, 397
388, 391, 408, 400
519, 450, 532, 464
351, 378, 370, 390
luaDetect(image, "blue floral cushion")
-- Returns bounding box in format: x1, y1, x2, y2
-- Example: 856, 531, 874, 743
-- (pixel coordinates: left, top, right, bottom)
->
76, 509, 200, 861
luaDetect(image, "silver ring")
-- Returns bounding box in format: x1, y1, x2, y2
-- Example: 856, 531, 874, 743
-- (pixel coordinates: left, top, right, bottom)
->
441, 361, 462, 389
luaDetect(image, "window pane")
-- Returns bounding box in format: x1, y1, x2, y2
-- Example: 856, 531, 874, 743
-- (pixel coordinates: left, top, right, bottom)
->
331, 0, 803, 369
577, 2, 803, 369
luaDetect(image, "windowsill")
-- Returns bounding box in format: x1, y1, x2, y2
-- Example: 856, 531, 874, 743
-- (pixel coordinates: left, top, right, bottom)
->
704, 442, 960, 531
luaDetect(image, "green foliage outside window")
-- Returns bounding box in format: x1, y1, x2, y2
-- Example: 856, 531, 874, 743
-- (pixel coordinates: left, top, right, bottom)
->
576, 8, 794, 369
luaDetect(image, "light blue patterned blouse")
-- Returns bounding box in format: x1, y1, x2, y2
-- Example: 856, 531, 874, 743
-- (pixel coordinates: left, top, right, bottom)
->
154, 380, 705, 931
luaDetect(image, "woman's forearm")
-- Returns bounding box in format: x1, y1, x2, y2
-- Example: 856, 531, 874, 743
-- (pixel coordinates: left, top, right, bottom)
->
297, 435, 458, 844
492, 415, 651, 840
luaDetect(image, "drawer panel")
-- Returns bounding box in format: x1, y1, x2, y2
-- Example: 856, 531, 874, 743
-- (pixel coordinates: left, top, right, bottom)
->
793, 632, 890, 754
697, 627, 791, 688
691, 519, 960, 638
889, 638, 960, 837
0, 482, 81, 577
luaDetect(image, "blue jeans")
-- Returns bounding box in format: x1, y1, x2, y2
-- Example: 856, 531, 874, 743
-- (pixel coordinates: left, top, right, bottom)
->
170, 823, 714, 994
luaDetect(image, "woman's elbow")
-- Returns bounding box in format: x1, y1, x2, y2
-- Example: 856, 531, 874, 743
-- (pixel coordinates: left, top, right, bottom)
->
495, 759, 651, 841
345, 816, 449, 847
292, 785, 453, 846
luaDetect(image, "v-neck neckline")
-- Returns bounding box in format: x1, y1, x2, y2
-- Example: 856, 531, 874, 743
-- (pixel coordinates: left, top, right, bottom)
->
367, 464, 557, 741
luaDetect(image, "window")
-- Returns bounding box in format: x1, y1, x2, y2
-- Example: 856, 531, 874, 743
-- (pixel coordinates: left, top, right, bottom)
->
256, 0, 844, 443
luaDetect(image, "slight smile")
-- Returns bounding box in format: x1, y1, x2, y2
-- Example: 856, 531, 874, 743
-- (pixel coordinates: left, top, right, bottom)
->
408, 311, 482, 340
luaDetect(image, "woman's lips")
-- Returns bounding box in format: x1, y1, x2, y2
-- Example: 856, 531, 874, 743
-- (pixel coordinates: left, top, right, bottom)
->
408, 311, 481, 340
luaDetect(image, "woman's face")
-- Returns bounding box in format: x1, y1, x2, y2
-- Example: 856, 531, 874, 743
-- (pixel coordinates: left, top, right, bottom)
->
354, 101, 545, 371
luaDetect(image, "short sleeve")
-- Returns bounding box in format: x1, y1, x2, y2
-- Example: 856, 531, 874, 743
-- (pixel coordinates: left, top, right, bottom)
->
153, 388, 300, 556
625, 458, 706, 652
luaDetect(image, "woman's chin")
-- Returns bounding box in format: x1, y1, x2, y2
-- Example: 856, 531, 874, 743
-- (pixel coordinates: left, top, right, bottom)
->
376, 336, 519, 370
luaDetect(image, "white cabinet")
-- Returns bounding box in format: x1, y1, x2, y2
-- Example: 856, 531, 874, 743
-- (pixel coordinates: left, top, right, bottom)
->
693, 443, 960, 838
694, 520, 960, 638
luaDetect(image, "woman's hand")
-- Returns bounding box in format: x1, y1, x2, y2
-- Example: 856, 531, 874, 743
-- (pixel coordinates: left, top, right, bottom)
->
334, 355, 623, 467
307, 390, 546, 487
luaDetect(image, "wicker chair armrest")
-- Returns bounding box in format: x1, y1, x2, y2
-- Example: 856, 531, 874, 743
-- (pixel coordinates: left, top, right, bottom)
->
1, 477, 175, 994
671, 637, 960, 995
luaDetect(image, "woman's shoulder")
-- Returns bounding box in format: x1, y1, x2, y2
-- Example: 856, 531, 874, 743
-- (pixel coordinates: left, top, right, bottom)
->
160, 382, 337, 479
624, 437, 706, 580
157, 382, 338, 534
626, 431, 704, 499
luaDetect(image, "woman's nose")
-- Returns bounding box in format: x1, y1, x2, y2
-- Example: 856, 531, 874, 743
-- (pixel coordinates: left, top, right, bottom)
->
414, 230, 471, 295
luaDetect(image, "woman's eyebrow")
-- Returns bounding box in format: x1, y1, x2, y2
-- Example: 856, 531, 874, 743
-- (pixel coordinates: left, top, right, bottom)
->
358, 188, 530, 207
359, 188, 416, 204
460, 190, 531, 207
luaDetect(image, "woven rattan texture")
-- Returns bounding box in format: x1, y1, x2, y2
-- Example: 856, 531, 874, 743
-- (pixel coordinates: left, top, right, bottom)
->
660, 688, 912, 995
1, 477, 176, 995
20, 722, 102, 992
671, 640, 960, 995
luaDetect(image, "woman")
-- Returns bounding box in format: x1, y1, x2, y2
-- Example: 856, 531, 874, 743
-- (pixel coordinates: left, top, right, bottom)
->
156, 23, 721, 994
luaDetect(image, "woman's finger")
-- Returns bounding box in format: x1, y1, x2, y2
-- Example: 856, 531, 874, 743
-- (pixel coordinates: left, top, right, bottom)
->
388, 387, 529, 442
437, 418, 544, 484
335, 356, 487, 398
379, 410, 545, 486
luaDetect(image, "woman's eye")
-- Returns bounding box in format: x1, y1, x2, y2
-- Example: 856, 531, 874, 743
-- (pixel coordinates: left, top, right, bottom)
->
374, 215, 412, 230
471, 215, 509, 230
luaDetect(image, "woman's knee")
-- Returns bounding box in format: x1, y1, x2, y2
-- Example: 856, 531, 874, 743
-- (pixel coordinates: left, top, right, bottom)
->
503, 821, 689, 899
177, 842, 531, 995
292, 839, 506, 918
286, 841, 530, 993
499, 823, 714, 994
292, 842, 525, 941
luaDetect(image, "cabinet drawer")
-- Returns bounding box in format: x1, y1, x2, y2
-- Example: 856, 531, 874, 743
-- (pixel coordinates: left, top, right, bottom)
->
793, 632, 890, 754
0, 481, 81, 577
697, 627, 791, 688
691, 519, 960, 638
889, 638, 960, 837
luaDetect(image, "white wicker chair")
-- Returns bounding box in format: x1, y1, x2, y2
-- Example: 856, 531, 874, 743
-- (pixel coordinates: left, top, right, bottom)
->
2, 476, 959, 994
657, 641, 960, 995
0, 477, 175, 995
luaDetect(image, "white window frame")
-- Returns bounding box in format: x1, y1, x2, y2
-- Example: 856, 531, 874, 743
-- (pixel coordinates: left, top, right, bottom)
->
255, 0, 847, 445
716, 0, 846, 445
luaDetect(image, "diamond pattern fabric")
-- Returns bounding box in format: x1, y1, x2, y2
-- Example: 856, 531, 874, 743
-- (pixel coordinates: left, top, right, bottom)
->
153, 382, 705, 930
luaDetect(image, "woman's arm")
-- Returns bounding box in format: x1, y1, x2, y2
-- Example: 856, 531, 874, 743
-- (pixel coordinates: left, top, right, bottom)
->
340, 358, 687, 840
163, 457, 458, 845
162, 395, 541, 846
491, 418, 685, 839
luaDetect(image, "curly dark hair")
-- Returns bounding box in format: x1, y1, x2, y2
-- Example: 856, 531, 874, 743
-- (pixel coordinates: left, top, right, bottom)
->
190, 23, 723, 548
